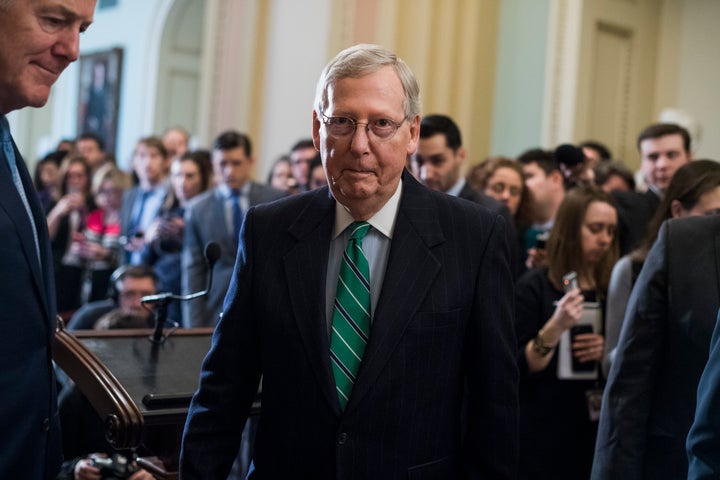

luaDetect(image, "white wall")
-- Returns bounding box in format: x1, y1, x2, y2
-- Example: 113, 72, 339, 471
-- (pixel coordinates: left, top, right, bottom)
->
258, 0, 332, 179
673, 0, 720, 159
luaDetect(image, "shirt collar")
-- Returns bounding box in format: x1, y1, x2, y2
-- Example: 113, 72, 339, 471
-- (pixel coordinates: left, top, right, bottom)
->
446, 177, 465, 197
219, 182, 250, 199
143, 178, 169, 196
333, 179, 402, 240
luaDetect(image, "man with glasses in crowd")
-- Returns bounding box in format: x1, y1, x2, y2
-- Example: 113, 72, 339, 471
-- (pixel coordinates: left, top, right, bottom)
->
180, 44, 518, 479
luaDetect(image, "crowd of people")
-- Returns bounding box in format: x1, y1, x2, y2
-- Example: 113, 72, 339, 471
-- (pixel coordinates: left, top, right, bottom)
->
2, 1, 720, 478
22, 60, 720, 480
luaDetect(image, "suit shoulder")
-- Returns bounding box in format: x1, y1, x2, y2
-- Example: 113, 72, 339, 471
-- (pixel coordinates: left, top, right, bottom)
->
666, 215, 720, 241
250, 182, 288, 203
186, 189, 217, 211
426, 187, 501, 228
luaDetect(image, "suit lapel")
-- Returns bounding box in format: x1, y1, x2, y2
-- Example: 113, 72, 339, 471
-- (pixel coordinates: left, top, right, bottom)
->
283, 189, 340, 413
347, 175, 444, 411
0, 143, 51, 321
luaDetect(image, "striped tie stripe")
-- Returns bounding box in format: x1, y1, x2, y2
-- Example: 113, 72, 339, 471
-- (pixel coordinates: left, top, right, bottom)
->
330, 221, 371, 410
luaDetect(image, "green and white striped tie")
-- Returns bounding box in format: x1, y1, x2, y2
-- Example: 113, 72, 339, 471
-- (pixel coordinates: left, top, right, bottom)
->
330, 221, 372, 410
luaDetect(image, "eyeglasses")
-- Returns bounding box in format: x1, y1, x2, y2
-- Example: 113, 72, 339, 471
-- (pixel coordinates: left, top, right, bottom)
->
321, 113, 406, 141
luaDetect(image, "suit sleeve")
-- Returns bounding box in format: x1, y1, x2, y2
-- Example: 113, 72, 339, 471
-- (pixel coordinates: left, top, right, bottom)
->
603, 256, 634, 377
182, 205, 208, 327
463, 213, 519, 480
687, 308, 720, 480
592, 221, 670, 479
180, 207, 261, 479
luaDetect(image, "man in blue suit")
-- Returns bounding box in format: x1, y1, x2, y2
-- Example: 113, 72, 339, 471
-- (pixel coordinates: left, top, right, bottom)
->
181, 44, 519, 479
0, 0, 96, 478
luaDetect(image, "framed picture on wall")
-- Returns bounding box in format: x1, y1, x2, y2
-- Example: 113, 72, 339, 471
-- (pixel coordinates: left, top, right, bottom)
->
77, 48, 123, 157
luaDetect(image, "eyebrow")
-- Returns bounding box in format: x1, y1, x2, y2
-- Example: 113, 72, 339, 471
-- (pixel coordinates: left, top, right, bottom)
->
39, 4, 94, 28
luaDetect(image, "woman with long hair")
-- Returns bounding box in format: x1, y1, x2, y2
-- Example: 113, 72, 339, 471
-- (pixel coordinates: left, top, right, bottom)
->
142, 150, 213, 324
515, 186, 619, 479
46, 156, 95, 313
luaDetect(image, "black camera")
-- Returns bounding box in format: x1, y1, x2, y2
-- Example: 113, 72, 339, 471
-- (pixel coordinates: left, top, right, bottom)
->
89, 453, 138, 479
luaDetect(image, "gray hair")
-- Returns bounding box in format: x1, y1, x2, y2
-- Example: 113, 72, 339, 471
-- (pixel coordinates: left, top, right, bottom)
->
313, 44, 421, 120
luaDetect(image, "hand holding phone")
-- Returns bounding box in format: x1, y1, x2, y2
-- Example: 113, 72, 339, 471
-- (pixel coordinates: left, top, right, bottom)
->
562, 271, 579, 292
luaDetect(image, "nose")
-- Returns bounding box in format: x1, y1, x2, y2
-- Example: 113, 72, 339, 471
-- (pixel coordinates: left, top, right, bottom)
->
349, 124, 371, 156
599, 229, 612, 247
655, 154, 670, 170
420, 164, 435, 183
53, 28, 81, 63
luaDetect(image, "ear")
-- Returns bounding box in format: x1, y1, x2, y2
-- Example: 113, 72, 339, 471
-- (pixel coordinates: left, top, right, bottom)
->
312, 111, 322, 151
670, 199, 684, 218
406, 114, 420, 156
550, 169, 564, 186
456, 146, 467, 166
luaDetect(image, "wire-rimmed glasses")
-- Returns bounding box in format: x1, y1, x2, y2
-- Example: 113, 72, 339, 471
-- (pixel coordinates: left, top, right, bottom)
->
321, 113, 406, 142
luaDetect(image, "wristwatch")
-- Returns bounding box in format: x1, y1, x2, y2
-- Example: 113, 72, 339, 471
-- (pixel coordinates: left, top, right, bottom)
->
533, 327, 554, 356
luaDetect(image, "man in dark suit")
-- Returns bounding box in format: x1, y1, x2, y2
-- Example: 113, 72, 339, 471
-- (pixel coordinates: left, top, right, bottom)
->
0, 0, 96, 478
410, 113, 501, 210
592, 215, 720, 479
613, 123, 692, 255
180, 44, 518, 479
182, 130, 286, 327
412, 113, 522, 277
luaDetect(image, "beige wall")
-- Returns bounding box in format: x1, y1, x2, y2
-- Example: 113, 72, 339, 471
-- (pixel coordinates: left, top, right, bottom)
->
661, 0, 720, 160
8, 0, 719, 176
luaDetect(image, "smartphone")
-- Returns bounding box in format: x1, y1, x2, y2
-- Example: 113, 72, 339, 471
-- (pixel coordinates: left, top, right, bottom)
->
571, 324, 595, 372
562, 271, 578, 292
535, 231, 549, 249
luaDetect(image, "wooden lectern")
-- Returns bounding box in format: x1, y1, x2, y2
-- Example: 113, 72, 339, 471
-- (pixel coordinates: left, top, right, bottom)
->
53, 321, 215, 479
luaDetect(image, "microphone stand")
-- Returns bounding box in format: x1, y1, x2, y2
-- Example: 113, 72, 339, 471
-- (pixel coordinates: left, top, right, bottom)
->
146, 293, 174, 345
141, 241, 221, 345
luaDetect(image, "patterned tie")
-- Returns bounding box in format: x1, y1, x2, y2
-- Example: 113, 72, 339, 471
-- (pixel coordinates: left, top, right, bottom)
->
0, 114, 42, 267
330, 221, 372, 410
231, 189, 242, 243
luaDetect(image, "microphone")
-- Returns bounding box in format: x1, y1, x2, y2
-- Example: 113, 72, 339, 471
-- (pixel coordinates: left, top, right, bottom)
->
141, 241, 220, 304
142, 241, 221, 344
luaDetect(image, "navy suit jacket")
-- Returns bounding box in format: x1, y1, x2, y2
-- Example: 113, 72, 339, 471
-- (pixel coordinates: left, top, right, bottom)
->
458, 184, 523, 278
180, 173, 519, 479
592, 215, 720, 480
613, 189, 661, 256
688, 308, 720, 479
0, 134, 62, 478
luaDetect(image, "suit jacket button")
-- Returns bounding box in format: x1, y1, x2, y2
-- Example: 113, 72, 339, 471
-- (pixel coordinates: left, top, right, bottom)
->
337, 432, 348, 445
42, 418, 50, 431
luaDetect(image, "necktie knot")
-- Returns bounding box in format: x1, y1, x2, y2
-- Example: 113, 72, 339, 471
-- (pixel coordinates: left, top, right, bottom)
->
231, 189, 241, 199
349, 221, 371, 243
0, 115, 11, 143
